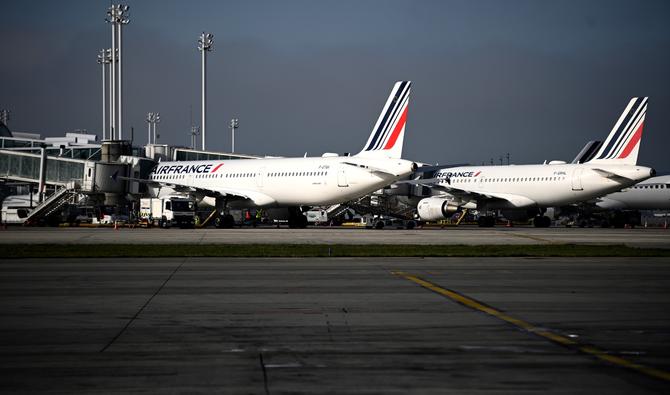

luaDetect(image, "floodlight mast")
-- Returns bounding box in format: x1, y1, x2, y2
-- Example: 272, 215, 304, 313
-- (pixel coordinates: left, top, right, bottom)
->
106, 4, 129, 140
146, 112, 153, 144
107, 9, 116, 139
106, 49, 113, 140
198, 32, 213, 151
153, 113, 161, 144
0, 109, 9, 126
146, 112, 160, 144
190, 125, 200, 150
117, 5, 129, 140
97, 49, 109, 140
229, 118, 239, 153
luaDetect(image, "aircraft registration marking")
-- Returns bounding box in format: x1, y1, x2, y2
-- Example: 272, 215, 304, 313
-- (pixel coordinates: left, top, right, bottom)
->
392, 271, 670, 382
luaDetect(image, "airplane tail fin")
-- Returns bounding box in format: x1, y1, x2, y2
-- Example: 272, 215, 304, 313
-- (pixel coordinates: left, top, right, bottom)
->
587, 97, 647, 165
355, 81, 411, 159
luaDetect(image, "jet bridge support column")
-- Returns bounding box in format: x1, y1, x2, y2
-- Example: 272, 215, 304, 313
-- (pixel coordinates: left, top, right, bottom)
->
100, 140, 131, 206
37, 147, 47, 203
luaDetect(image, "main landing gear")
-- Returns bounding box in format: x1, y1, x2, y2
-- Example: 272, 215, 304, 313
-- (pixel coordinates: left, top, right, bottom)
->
287, 207, 308, 228
533, 215, 551, 228
214, 214, 235, 228
213, 196, 236, 228
477, 216, 496, 227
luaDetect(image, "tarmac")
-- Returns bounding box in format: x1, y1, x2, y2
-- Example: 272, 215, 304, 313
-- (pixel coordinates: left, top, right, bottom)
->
1, 225, 669, 248
1, 257, 669, 393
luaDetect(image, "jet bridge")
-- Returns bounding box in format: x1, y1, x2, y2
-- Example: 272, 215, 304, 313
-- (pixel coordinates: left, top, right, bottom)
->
0, 148, 136, 224
0, 149, 93, 189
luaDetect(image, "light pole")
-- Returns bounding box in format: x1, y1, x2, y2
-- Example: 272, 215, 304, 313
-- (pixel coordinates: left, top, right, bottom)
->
117, 5, 129, 140
153, 112, 160, 144
106, 7, 116, 139
106, 49, 113, 139
106, 4, 129, 140
229, 118, 239, 153
0, 109, 9, 126
146, 112, 160, 144
190, 125, 200, 150
97, 49, 109, 140
146, 112, 154, 144
198, 32, 213, 151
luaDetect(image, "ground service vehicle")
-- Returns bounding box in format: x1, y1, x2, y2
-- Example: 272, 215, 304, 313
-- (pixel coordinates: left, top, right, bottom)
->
140, 197, 196, 228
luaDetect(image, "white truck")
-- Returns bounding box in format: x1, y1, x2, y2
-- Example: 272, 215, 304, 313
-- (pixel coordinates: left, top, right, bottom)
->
1, 195, 35, 225
139, 196, 196, 228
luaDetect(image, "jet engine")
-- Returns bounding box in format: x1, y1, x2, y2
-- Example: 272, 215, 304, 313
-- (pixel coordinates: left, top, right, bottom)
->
417, 197, 460, 221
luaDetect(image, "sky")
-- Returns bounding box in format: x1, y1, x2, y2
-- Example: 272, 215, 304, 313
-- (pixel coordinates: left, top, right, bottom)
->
1, 0, 669, 170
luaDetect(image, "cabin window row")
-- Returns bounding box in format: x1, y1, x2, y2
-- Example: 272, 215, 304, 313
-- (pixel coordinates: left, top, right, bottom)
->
449, 176, 566, 183
150, 171, 329, 180
268, 171, 328, 177
481, 176, 566, 182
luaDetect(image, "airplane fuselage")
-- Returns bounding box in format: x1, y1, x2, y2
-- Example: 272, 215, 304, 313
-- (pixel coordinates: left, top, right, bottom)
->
597, 175, 670, 210
149, 156, 415, 208
434, 163, 654, 209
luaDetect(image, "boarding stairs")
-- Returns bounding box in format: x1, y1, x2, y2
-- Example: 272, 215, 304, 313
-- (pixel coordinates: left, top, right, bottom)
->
23, 185, 80, 225
327, 194, 417, 221
325, 203, 349, 218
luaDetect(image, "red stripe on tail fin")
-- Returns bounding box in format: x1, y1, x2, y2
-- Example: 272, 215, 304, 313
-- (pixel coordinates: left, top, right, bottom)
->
383, 106, 408, 150
618, 121, 643, 159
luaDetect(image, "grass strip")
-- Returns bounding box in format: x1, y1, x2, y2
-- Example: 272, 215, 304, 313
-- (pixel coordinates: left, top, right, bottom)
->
0, 244, 669, 258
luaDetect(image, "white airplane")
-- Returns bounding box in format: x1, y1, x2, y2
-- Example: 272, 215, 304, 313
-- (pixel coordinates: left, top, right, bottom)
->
142, 81, 417, 227
596, 175, 670, 210
412, 97, 656, 227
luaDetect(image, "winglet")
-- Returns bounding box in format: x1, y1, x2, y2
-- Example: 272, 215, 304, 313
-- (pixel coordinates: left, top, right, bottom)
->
356, 81, 411, 159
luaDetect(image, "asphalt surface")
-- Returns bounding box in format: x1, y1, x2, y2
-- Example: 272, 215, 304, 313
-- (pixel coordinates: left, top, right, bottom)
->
1, 257, 669, 393
1, 226, 670, 248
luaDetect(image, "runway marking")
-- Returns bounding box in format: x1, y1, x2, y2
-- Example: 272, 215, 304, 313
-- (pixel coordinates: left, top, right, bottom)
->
392, 271, 670, 382
506, 232, 559, 244
100, 259, 187, 353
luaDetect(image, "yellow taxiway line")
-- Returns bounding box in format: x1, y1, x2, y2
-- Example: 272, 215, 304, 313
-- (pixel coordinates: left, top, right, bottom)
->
392, 271, 670, 382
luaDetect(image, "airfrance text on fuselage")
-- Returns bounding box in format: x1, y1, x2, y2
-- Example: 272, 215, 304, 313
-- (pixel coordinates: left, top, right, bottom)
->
152, 163, 220, 175
437, 171, 481, 178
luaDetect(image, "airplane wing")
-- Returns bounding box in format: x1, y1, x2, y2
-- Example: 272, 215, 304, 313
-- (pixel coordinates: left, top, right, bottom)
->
438, 186, 538, 208
413, 164, 470, 173
396, 177, 447, 187
401, 177, 538, 208
341, 161, 406, 177
209, 187, 277, 206
112, 173, 277, 206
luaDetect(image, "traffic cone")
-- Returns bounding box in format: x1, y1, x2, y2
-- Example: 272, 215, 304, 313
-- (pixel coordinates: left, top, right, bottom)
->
114, 221, 118, 230
664, 220, 668, 230
506, 220, 513, 227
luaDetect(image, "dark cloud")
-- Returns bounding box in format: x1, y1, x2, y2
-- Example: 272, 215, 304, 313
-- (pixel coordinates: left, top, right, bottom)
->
1, 0, 669, 171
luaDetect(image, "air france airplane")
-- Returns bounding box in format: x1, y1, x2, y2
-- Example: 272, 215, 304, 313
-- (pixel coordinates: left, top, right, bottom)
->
596, 175, 670, 210
144, 81, 417, 227
412, 97, 655, 227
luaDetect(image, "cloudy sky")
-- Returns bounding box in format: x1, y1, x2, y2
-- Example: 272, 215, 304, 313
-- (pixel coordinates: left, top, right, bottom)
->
2, 0, 669, 170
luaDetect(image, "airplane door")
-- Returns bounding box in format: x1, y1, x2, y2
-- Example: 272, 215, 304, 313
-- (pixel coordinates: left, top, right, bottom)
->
338, 167, 348, 187
571, 168, 583, 191
256, 167, 265, 188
